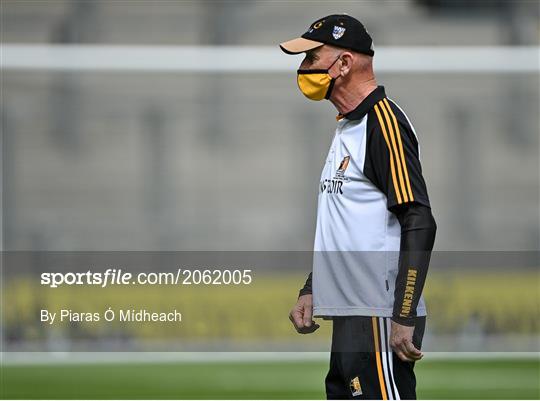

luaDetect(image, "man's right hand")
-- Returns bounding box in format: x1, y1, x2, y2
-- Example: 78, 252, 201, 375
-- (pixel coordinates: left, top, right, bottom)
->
289, 294, 320, 334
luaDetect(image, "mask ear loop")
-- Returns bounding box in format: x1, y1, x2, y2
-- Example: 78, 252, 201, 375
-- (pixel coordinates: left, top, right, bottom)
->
324, 78, 336, 100
324, 55, 342, 99
327, 54, 342, 70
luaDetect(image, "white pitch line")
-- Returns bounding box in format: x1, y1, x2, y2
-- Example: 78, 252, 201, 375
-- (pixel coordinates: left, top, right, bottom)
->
0, 351, 330, 365
1, 351, 538, 365
1, 45, 538, 73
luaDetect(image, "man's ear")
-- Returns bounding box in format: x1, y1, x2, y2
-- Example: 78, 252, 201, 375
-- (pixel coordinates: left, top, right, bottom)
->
338, 51, 355, 77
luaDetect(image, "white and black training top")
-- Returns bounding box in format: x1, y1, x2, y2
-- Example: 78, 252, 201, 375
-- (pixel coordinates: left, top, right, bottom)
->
312, 85, 432, 317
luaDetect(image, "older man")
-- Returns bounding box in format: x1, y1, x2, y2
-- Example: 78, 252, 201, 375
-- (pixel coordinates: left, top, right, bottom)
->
280, 14, 437, 400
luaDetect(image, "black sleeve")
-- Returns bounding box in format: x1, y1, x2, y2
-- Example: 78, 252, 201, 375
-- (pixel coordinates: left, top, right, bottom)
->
364, 99, 436, 325
391, 203, 437, 326
298, 272, 312, 298
364, 98, 431, 212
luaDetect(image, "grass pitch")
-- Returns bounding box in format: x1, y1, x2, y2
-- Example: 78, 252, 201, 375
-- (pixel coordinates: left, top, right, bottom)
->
1, 357, 539, 399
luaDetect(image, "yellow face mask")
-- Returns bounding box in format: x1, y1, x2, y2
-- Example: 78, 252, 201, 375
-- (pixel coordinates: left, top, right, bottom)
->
297, 55, 341, 101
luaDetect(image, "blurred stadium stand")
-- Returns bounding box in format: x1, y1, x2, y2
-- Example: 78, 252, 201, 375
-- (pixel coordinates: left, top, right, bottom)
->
2, 0, 539, 252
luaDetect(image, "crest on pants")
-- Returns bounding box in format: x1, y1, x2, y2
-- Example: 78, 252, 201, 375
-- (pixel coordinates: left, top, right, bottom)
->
350, 376, 363, 396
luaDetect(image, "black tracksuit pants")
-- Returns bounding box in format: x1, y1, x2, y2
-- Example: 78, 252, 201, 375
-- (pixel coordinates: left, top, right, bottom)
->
325, 316, 426, 400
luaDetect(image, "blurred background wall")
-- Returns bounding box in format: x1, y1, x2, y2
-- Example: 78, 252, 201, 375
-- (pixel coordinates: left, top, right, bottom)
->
1, 0, 539, 355
2, 0, 539, 252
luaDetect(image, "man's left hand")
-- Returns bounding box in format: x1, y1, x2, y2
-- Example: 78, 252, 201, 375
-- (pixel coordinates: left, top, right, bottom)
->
389, 320, 423, 362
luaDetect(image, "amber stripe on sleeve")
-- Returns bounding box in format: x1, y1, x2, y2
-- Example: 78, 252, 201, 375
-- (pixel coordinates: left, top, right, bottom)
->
383, 98, 414, 201
374, 104, 403, 204
378, 100, 409, 203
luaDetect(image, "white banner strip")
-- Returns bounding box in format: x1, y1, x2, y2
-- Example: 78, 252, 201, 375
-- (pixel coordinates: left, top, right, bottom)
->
1, 44, 538, 73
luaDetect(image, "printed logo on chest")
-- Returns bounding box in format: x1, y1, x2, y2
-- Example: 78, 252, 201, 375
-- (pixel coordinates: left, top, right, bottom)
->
320, 156, 351, 195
